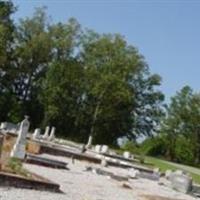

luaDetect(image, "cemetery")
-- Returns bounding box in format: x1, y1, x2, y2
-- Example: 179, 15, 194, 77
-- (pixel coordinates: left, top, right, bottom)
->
0, 117, 199, 200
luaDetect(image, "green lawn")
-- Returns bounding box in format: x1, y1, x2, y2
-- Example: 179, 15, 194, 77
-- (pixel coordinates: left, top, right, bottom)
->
145, 156, 200, 184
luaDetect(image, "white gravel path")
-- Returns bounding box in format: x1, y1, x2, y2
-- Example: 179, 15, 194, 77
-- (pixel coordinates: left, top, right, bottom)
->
0, 154, 198, 200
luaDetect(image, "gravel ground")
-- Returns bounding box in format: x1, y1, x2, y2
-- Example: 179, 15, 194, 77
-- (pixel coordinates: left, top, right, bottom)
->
0, 154, 198, 200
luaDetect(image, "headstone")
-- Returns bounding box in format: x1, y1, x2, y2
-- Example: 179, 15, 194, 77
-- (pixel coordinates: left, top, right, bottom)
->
42, 126, 50, 140
95, 145, 102, 153
165, 169, 172, 179
0, 122, 19, 133
170, 173, 192, 193
10, 116, 30, 159
175, 170, 183, 175
101, 145, 109, 154
123, 151, 131, 159
48, 126, 56, 141
101, 157, 108, 167
86, 135, 93, 149
32, 128, 41, 140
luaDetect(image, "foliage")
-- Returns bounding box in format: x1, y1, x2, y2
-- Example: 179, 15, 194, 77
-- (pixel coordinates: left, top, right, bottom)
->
140, 135, 167, 157
0, 4, 164, 145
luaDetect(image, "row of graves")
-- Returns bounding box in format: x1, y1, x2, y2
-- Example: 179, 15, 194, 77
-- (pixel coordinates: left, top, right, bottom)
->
0, 116, 200, 199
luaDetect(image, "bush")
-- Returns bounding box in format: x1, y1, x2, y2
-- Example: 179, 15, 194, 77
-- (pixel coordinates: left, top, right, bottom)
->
140, 136, 167, 156
121, 140, 140, 154
175, 136, 195, 165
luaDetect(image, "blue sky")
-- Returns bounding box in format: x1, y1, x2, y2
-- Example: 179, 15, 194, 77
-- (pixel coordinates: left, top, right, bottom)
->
12, 0, 200, 102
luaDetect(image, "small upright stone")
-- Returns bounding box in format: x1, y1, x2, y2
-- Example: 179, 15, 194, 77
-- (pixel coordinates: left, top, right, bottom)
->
10, 116, 30, 159
95, 145, 102, 153
32, 128, 41, 140
101, 145, 109, 154
42, 126, 50, 140
86, 135, 93, 149
123, 151, 131, 159
48, 126, 56, 141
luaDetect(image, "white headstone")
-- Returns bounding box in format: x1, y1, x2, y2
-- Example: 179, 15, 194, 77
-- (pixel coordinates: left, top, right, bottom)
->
32, 128, 41, 140
86, 135, 93, 148
170, 174, 192, 193
123, 151, 131, 159
48, 126, 56, 141
42, 126, 50, 140
165, 169, 172, 179
10, 116, 30, 159
101, 145, 109, 154
95, 145, 102, 153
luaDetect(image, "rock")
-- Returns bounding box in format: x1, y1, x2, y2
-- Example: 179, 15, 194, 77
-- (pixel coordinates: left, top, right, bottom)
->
121, 182, 132, 189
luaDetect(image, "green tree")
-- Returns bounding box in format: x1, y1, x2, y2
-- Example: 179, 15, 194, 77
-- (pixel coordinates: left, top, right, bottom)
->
0, 1, 17, 122
161, 86, 200, 164
13, 7, 52, 125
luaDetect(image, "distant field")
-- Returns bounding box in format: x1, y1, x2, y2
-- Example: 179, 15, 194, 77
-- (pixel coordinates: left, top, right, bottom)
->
146, 156, 200, 184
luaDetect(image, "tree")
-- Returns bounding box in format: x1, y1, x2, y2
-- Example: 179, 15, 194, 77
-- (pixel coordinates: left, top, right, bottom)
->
13, 7, 52, 125
161, 86, 200, 164
78, 32, 164, 144
0, 1, 17, 122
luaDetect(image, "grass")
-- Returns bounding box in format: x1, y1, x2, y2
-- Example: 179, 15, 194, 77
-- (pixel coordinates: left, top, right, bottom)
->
145, 156, 200, 184
6, 157, 30, 177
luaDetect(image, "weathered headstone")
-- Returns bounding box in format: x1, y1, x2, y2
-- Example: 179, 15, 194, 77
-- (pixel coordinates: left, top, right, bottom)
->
170, 173, 192, 193
101, 157, 108, 167
123, 151, 131, 159
48, 127, 56, 141
101, 145, 109, 154
10, 116, 30, 159
42, 126, 50, 140
95, 145, 102, 153
165, 169, 172, 179
32, 128, 41, 140
86, 135, 93, 149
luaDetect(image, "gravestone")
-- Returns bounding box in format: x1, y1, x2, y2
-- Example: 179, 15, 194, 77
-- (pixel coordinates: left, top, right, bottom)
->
86, 135, 93, 149
95, 145, 102, 153
101, 145, 109, 154
123, 151, 131, 159
10, 116, 30, 159
48, 127, 56, 141
170, 173, 192, 193
42, 126, 50, 140
32, 128, 41, 140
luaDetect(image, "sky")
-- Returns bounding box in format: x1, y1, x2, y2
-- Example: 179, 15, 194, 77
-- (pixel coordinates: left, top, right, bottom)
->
12, 0, 200, 102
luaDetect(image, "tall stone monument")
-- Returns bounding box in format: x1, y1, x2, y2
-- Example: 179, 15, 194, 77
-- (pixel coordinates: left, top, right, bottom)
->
10, 116, 30, 159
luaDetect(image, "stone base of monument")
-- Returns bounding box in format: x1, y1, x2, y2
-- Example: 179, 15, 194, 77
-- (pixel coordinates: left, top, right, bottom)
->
0, 171, 61, 192
25, 154, 68, 169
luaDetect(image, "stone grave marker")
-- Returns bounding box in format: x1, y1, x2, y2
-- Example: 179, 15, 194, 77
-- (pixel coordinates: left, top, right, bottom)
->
42, 126, 50, 140
10, 116, 30, 159
48, 127, 56, 141
32, 128, 41, 140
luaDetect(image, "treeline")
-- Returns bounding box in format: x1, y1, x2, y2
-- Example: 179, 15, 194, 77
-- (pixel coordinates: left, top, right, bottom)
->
0, 2, 164, 145
130, 86, 200, 166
